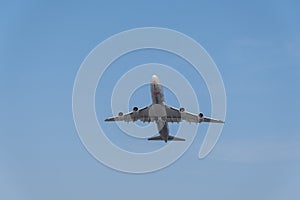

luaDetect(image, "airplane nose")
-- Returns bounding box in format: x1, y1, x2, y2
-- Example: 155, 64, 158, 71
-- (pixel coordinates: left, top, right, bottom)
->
152, 75, 159, 84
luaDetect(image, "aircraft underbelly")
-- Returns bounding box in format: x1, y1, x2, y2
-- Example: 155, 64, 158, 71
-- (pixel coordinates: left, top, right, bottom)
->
149, 104, 167, 118
156, 120, 169, 140
151, 83, 164, 104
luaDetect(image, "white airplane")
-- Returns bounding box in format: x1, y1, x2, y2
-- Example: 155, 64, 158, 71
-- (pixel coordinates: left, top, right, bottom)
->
105, 75, 224, 142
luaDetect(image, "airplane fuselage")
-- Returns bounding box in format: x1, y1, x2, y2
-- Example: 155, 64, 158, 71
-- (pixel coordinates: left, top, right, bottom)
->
150, 75, 169, 142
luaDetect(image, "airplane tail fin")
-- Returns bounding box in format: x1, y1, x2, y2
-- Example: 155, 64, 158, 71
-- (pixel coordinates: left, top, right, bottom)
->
148, 135, 185, 142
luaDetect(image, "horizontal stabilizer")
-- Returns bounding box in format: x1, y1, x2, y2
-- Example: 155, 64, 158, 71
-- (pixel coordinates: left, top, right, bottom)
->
168, 136, 185, 141
148, 135, 185, 141
148, 136, 163, 141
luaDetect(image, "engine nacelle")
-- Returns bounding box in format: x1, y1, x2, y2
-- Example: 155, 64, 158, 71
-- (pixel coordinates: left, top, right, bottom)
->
133, 107, 138, 112
179, 107, 185, 112
199, 113, 204, 118
118, 112, 123, 116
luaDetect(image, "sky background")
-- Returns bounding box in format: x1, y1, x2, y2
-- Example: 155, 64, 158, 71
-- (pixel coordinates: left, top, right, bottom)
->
1, 1, 300, 199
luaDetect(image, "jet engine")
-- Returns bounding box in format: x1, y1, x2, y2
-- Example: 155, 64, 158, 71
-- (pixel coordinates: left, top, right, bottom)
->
199, 113, 204, 118
118, 112, 123, 116
133, 107, 138, 112
179, 107, 185, 112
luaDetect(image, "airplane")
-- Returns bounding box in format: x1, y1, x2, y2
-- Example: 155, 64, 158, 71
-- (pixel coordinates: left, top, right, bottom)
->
105, 75, 224, 143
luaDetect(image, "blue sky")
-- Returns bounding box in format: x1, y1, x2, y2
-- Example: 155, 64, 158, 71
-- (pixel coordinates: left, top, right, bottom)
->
1, 1, 300, 199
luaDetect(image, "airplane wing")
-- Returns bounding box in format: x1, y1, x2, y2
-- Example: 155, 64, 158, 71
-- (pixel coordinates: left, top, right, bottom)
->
105, 106, 152, 122
164, 105, 224, 124
105, 104, 224, 124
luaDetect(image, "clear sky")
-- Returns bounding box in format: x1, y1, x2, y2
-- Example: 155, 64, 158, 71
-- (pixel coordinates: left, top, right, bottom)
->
1, 1, 300, 199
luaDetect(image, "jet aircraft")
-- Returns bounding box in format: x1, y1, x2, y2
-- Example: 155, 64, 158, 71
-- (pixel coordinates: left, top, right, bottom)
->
105, 75, 224, 142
